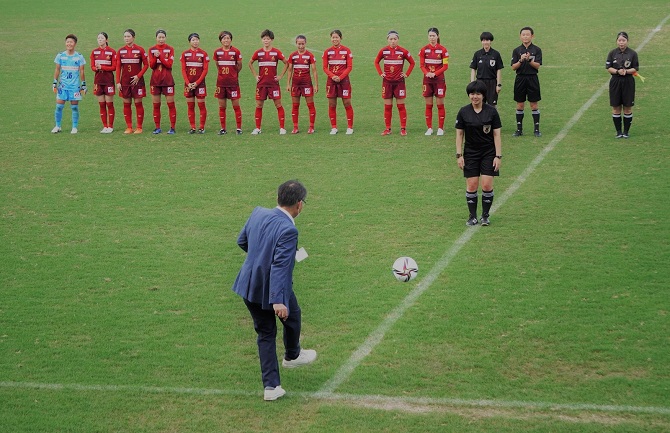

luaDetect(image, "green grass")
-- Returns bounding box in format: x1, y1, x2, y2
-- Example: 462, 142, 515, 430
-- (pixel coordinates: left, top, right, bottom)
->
1, 0, 670, 431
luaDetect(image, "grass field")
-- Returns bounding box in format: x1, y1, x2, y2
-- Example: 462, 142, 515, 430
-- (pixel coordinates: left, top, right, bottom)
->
1, 0, 670, 431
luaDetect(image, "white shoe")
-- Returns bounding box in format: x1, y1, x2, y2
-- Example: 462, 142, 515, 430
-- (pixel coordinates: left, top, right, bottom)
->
345, 128, 354, 135
279, 128, 287, 135
424, 128, 433, 136
329, 128, 338, 135
51, 126, 61, 133
282, 349, 317, 369
436, 128, 444, 136
264, 385, 286, 401
251, 128, 262, 135
71, 128, 78, 134
106, 128, 113, 134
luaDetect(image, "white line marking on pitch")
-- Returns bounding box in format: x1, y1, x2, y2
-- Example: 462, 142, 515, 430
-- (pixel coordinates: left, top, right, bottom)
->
2, 381, 669, 415
317, 13, 670, 396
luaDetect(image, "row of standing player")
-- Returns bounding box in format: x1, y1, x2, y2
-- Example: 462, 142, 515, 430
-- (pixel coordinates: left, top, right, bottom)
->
51, 27, 541, 136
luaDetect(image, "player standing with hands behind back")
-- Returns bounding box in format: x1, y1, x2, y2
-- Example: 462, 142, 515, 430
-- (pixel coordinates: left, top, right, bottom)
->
116, 29, 149, 134
418, 27, 449, 136
90, 32, 116, 133
52, 34, 86, 134
511, 26, 542, 137
606, 31, 640, 138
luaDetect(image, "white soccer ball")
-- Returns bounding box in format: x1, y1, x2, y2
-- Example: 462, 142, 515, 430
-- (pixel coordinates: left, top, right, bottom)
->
392, 257, 418, 282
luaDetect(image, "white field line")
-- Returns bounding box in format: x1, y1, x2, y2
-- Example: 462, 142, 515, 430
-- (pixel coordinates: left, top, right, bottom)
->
317, 13, 670, 396
1, 381, 669, 416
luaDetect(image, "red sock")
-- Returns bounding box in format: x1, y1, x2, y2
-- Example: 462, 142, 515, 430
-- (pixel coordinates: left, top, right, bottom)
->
233, 105, 242, 129
398, 104, 407, 129
329, 106, 337, 128
255, 107, 263, 129
219, 106, 226, 129
437, 104, 445, 129
187, 102, 196, 129
134, 102, 144, 128
384, 104, 393, 129
425, 104, 433, 128
345, 105, 354, 129
106, 102, 115, 128
153, 102, 161, 129
123, 102, 132, 128
198, 101, 207, 129
307, 102, 315, 128
292, 103, 300, 128
277, 105, 285, 129
99, 102, 108, 128
167, 102, 176, 128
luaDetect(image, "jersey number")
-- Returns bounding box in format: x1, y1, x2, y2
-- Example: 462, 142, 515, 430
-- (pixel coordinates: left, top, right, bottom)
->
220, 67, 229, 74
189, 68, 198, 76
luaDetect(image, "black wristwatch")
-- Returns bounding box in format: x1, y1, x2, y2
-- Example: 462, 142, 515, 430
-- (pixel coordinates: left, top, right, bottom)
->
456, 153, 462, 158
496, 84, 502, 88
495, 155, 502, 159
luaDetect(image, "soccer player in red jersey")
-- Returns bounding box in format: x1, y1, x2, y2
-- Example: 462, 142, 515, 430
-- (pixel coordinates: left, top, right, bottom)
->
148, 29, 177, 134
180, 33, 210, 134
322, 30, 354, 134
116, 29, 149, 134
419, 27, 449, 136
248, 29, 289, 135
90, 32, 116, 133
287, 35, 318, 134
213, 31, 243, 135
374, 30, 415, 136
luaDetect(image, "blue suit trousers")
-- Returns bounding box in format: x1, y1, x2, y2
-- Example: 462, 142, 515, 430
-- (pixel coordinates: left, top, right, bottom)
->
244, 293, 302, 388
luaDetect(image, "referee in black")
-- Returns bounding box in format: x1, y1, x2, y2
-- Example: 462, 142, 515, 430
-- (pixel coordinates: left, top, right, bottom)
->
606, 31, 639, 138
511, 26, 542, 137
469, 31, 503, 106
455, 80, 502, 227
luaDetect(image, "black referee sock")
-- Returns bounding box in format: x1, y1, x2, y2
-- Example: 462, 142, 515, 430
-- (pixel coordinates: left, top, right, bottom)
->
466, 191, 478, 218
532, 110, 540, 131
623, 113, 633, 134
515, 110, 524, 131
482, 190, 494, 217
612, 114, 622, 134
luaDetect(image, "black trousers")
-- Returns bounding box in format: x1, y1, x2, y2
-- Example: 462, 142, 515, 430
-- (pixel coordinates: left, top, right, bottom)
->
244, 293, 302, 388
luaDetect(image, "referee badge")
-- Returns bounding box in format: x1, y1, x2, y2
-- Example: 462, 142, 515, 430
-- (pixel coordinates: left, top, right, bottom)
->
624, 60, 631, 68
490, 59, 496, 67
483, 125, 491, 134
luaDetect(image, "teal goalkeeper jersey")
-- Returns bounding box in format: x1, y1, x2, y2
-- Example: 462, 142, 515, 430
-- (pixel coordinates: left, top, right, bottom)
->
54, 51, 86, 90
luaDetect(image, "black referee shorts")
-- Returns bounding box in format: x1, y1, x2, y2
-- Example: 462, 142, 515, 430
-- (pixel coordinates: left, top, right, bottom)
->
514, 74, 541, 103
463, 145, 499, 178
609, 75, 635, 107
481, 79, 499, 105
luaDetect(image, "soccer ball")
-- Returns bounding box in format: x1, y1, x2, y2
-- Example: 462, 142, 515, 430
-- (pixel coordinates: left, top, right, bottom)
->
392, 257, 418, 282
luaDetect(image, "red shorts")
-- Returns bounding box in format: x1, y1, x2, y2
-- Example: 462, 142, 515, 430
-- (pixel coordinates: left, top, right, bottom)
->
118, 84, 146, 99
422, 81, 446, 98
290, 85, 314, 98
256, 84, 281, 100
94, 83, 116, 96
381, 80, 406, 99
151, 85, 176, 96
215, 85, 241, 100
184, 83, 207, 98
326, 78, 352, 99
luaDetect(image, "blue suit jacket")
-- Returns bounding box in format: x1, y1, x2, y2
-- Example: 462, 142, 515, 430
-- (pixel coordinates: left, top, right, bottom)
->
231, 207, 298, 313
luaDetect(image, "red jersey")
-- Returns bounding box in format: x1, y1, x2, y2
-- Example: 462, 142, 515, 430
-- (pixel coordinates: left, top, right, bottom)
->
251, 48, 286, 87
116, 44, 149, 85
322, 45, 353, 80
90, 46, 116, 86
180, 48, 209, 85
419, 43, 449, 82
288, 50, 315, 86
374, 45, 415, 82
148, 43, 175, 87
213, 45, 242, 86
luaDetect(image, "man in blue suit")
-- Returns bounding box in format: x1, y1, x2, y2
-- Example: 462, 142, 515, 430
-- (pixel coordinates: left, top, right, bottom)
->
232, 180, 317, 401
